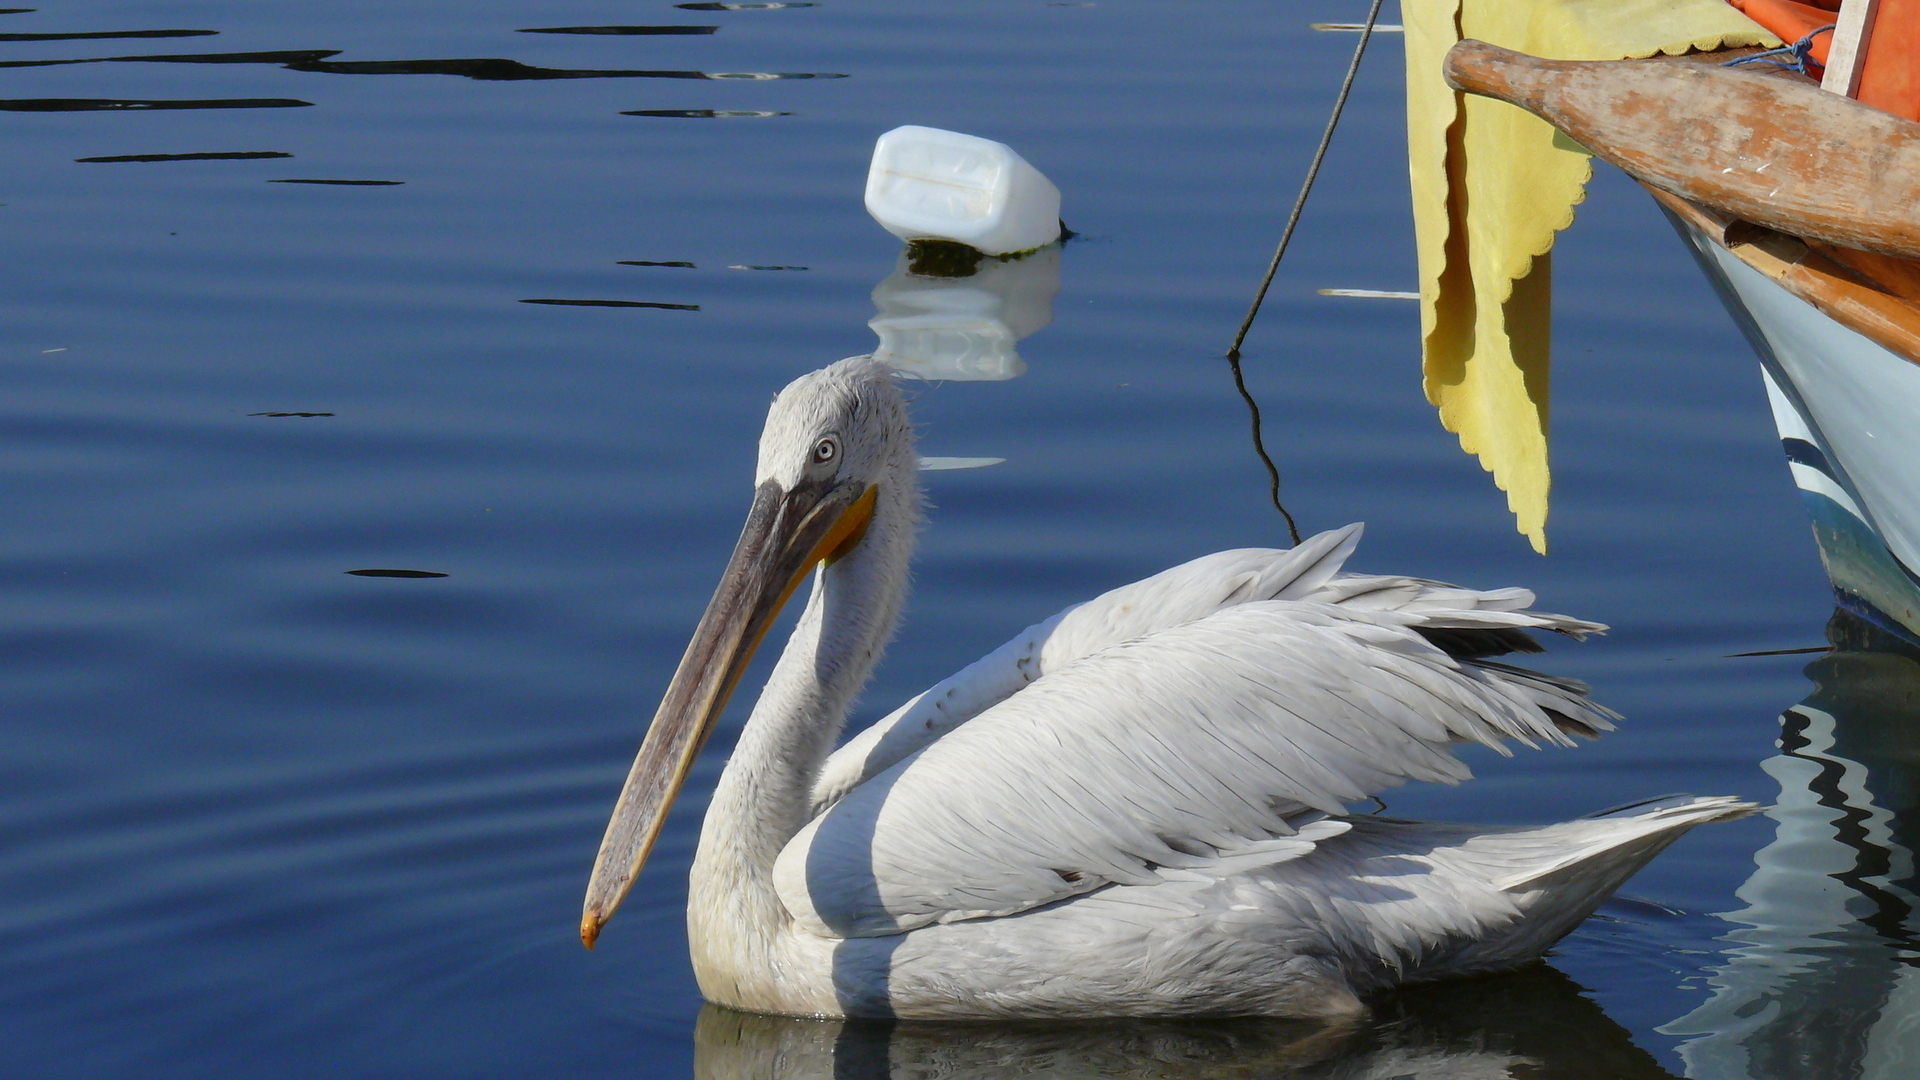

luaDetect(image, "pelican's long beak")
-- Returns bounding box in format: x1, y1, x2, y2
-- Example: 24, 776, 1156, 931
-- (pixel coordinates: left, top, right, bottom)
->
581, 477, 877, 948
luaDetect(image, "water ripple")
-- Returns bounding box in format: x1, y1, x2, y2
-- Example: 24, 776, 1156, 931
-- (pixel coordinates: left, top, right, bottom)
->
0, 733, 644, 993
0, 96, 310, 111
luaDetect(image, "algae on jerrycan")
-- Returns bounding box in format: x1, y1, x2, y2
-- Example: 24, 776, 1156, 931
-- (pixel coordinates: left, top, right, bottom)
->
863, 125, 1063, 257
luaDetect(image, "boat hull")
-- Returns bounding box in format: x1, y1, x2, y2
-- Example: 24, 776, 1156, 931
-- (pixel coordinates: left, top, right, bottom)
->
1668, 212, 1920, 643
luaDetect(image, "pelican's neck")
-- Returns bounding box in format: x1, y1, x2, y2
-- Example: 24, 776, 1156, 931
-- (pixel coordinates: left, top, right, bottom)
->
690, 466, 917, 994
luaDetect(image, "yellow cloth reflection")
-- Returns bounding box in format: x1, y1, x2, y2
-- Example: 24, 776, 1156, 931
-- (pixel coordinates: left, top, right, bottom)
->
1402, 0, 1774, 552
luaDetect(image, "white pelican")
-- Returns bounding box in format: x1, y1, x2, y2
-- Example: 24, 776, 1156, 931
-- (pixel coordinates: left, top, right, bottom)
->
582, 355, 1753, 1019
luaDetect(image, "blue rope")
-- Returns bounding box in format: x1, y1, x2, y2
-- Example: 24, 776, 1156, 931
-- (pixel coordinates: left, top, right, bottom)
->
1723, 25, 1836, 76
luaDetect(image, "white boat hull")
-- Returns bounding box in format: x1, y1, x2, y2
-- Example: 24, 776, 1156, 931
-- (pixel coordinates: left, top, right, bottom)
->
1669, 214, 1920, 643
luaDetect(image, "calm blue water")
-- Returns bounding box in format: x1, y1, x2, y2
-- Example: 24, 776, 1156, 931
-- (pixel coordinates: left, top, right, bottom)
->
4, 3, 1911, 1078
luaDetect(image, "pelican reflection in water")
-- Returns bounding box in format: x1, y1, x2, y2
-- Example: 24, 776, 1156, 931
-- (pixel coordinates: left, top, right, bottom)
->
695, 965, 1681, 1080
583, 356, 1753, 1018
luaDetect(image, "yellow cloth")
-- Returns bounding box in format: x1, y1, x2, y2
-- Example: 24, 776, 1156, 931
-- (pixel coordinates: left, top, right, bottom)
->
1403, 0, 1775, 552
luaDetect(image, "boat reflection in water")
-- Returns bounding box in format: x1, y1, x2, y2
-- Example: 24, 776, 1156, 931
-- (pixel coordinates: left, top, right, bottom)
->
868, 242, 1061, 382
1663, 612, 1920, 1077
695, 963, 1679, 1080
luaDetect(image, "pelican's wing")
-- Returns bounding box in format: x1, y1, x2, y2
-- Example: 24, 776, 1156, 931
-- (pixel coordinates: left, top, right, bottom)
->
811, 524, 1597, 814
775, 596, 1616, 939
812, 527, 1368, 813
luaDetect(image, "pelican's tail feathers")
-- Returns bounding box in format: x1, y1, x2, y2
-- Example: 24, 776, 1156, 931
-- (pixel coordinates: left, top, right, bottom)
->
1406, 795, 1756, 984
1326, 797, 1757, 991
1487, 794, 1758, 894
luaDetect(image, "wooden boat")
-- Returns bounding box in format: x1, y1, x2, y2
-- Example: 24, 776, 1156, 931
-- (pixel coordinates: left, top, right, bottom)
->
1439, 7, 1920, 644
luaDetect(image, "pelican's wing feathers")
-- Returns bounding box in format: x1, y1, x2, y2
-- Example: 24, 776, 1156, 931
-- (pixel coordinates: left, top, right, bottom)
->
777, 531, 1616, 939
809, 526, 1368, 814
811, 524, 1599, 813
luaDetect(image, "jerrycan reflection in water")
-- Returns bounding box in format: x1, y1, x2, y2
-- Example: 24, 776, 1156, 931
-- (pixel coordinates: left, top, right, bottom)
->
868, 242, 1061, 382
692, 964, 1681, 1080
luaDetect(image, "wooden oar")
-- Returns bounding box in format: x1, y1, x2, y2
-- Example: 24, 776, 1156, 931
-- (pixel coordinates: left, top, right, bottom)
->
1442, 40, 1920, 261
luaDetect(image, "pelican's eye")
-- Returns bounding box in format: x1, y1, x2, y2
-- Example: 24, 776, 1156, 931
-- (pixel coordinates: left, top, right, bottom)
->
811, 436, 838, 466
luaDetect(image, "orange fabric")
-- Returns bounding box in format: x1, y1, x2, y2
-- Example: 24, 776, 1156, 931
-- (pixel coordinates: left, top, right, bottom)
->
1860, 0, 1920, 120
1727, 0, 1837, 63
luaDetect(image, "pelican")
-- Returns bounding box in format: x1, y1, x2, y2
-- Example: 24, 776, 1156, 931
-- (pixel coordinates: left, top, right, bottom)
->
582, 355, 1754, 1019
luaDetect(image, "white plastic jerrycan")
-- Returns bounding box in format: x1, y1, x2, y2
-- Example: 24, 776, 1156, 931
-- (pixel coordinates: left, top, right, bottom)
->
864, 126, 1062, 256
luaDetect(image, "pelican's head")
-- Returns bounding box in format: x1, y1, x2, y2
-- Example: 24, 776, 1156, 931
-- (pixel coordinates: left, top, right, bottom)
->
581, 357, 913, 947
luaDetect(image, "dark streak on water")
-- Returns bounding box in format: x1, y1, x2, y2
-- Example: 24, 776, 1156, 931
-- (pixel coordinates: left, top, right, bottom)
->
268, 179, 404, 186
619, 260, 698, 268
0, 49, 344, 70
248, 412, 334, 417
291, 59, 840, 82
0, 96, 311, 111
518, 26, 720, 36
676, 2, 816, 8
0, 50, 840, 83
520, 299, 701, 310
78, 151, 291, 163
708, 70, 844, 79
623, 108, 790, 118
288, 57, 716, 81
1725, 644, 1832, 657
345, 569, 451, 579
0, 28, 216, 41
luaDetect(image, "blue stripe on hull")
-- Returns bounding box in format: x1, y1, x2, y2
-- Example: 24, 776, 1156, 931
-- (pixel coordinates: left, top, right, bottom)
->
1781, 437, 1834, 476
